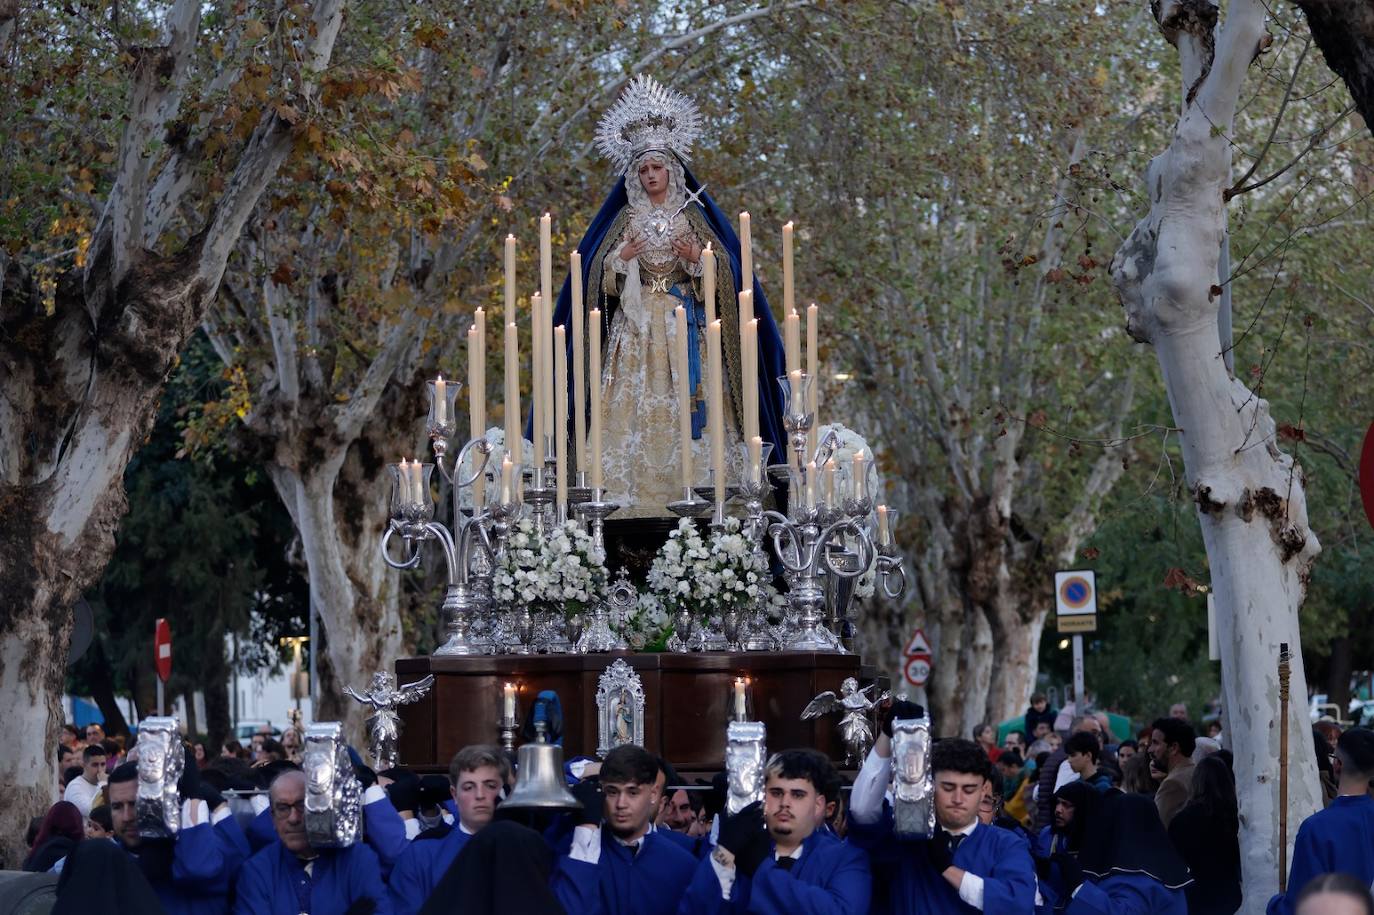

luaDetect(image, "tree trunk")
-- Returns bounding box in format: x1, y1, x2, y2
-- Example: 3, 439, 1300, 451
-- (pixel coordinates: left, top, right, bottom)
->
1111, 3, 1322, 904
1296, 2, 1374, 140
85, 638, 132, 740
1325, 635, 1351, 719
0, 0, 346, 868
265, 433, 404, 741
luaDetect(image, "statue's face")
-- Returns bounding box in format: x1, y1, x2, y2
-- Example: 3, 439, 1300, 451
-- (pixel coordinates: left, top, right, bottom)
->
841, 677, 858, 695
637, 157, 668, 199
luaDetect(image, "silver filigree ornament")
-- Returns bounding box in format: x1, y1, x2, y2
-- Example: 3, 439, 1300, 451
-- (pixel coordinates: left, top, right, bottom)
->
594, 74, 704, 176
725, 721, 767, 815
303, 722, 363, 848
891, 715, 935, 839
595, 658, 646, 758
135, 717, 185, 838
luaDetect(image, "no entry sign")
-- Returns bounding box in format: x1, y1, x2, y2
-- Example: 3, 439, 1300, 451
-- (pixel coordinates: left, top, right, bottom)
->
154, 618, 172, 682
1361, 422, 1374, 532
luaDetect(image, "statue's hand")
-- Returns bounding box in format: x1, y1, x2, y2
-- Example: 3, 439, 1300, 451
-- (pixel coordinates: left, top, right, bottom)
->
619, 235, 646, 261
671, 237, 702, 264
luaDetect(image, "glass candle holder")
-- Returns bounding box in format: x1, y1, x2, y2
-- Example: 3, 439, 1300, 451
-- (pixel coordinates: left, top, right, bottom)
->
427, 376, 462, 438
776, 371, 816, 426
735, 440, 774, 490
389, 461, 436, 525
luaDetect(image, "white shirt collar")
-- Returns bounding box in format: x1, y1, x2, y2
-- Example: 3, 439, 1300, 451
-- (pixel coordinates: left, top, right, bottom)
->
948, 819, 978, 838
774, 844, 804, 861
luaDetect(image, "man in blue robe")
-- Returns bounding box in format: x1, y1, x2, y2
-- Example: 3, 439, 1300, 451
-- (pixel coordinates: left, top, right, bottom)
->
1033, 781, 1099, 915
389, 745, 511, 914
557, 744, 697, 915
678, 748, 871, 914
1269, 727, 1374, 915
105, 761, 249, 915
849, 736, 1038, 915
234, 769, 391, 914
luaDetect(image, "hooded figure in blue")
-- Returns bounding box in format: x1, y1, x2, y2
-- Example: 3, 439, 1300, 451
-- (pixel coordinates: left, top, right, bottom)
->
678, 748, 871, 915
234, 770, 391, 915
546, 74, 787, 517
848, 736, 1038, 915
1062, 793, 1190, 915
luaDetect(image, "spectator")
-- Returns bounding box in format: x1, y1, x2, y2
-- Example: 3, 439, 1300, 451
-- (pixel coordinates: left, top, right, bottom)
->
221, 739, 244, 759
192, 742, 207, 768
1313, 726, 1339, 807
254, 737, 285, 765
681, 748, 871, 914
84, 723, 105, 745
1205, 720, 1223, 739
23, 801, 84, 872
60, 765, 83, 792
997, 750, 1027, 802
659, 786, 696, 833
234, 769, 389, 913
57, 744, 78, 774
1002, 730, 1026, 756
1036, 715, 1102, 829
1033, 781, 1100, 913
86, 805, 114, 840
973, 723, 1003, 762
1026, 694, 1057, 739
1065, 732, 1113, 793
280, 726, 304, 763
1267, 728, 1374, 915
1169, 703, 1189, 722
62, 744, 106, 816
61, 724, 82, 749
1168, 755, 1241, 915
1149, 717, 1197, 828
1117, 739, 1138, 764
1295, 873, 1374, 915
1122, 753, 1159, 796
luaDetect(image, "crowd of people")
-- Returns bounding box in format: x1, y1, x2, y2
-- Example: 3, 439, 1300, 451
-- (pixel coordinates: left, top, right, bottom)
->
14, 701, 1374, 915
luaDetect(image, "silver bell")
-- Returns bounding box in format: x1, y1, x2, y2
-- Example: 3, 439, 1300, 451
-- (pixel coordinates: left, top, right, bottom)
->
500, 721, 581, 811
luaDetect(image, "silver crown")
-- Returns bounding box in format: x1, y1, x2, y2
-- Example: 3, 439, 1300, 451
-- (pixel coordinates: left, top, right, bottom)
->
595, 74, 703, 175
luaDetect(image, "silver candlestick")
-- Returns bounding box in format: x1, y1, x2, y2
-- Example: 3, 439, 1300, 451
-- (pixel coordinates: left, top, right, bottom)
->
575, 488, 620, 564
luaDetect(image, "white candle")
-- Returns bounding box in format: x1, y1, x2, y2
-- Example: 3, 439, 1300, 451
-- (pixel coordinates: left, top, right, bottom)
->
503, 682, 516, 720
784, 309, 801, 378
738, 212, 752, 296
701, 244, 716, 326
805, 460, 817, 509
675, 305, 693, 489
742, 316, 758, 444
782, 221, 795, 315
877, 504, 891, 546
823, 459, 835, 507
504, 235, 517, 328
853, 451, 866, 502
531, 293, 545, 468
468, 323, 485, 508
806, 303, 819, 455
410, 461, 426, 506
734, 678, 748, 721
554, 324, 568, 513
589, 308, 603, 490
500, 455, 514, 505
398, 459, 413, 505
571, 251, 586, 473
433, 375, 447, 426
748, 436, 762, 486
707, 320, 725, 507
540, 213, 552, 310
504, 322, 521, 467
789, 369, 803, 412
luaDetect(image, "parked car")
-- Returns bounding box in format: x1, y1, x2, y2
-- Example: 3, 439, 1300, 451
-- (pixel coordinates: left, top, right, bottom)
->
233, 720, 282, 741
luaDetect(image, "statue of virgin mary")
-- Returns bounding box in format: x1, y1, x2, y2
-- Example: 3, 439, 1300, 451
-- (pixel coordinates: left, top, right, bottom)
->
550, 75, 787, 517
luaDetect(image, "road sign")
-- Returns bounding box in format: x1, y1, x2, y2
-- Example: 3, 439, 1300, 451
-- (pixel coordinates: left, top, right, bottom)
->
903, 627, 932, 658
904, 655, 932, 688
154, 618, 172, 681
1055, 570, 1097, 633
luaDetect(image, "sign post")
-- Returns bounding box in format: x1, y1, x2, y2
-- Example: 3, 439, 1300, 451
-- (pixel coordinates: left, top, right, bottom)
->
154, 618, 172, 716
901, 627, 933, 695
1055, 571, 1097, 704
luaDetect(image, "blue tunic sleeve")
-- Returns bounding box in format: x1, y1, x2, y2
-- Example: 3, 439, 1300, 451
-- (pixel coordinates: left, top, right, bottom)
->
171, 821, 234, 892
554, 856, 607, 915
675, 854, 730, 915
341, 844, 393, 915
363, 791, 409, 880
1067, 874, 1185, 915
231, 847, 276, 915
970, 831, 1037, 915
747, 845, 872, 915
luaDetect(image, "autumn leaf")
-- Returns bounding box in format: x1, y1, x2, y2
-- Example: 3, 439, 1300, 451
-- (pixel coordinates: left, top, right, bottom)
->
1277, 423, 1306, 442
270, 263, 296, 287
1082, 547, 1101, 560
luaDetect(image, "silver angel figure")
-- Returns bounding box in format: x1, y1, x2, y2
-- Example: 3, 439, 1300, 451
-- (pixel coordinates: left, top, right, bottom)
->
343, 672, 434, 770
800, 677, 890, 766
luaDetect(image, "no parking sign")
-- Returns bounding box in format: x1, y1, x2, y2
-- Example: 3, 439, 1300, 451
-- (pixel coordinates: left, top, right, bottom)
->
1055, 570, 1097, 633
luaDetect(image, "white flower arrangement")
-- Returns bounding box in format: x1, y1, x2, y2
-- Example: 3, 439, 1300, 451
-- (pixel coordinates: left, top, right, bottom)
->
622, 592, 672, 651
646, 517, 777, 620
493, 518, 607, 616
